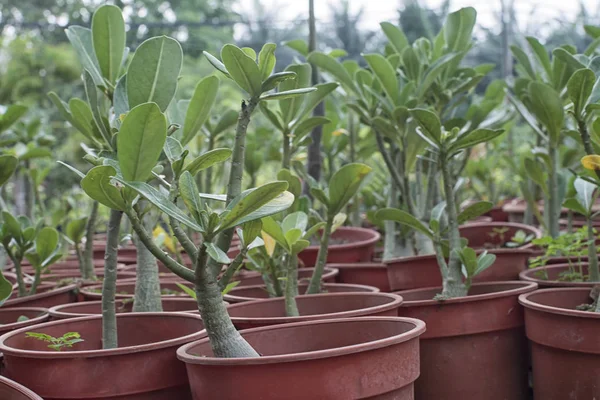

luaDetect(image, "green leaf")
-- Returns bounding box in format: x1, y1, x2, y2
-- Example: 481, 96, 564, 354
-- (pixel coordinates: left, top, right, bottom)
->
552, 48, 586, 71
310, 187, 329, 206
328, 163, 371, 215
164, 136, 183, 163
292, 117, 330, 142
456, 247, 478, 277
261, 216, 289, 251
303, 222, 326, 240
217, 181, 291, 232
376, 208, 433, 239
563, 198, 588, 216
66, 217, 88, 242
524, 158, 548, 195
258, 43, 277, 81
260, 87, 317, 101
457, 201, 493, 225
179, 171, 204, 225
57, 161, 86, 179
36, 227, 59, 262
444, 7, 476, 51
203, 51, 230, 77
114, 74, 129, 119
0, 155, 18, 187
182, 76, 219, 146
81, 166, 126, 211
184, 148, 232, 176
261, 71, 297, 93
307, 52, 357, 94
574, 177, 597, 213
83, 69, 111, 145
294, 82, 339, 123
127, 36, 183, 111
380, 22, 408, 53
410, 108, 442, 147
474, 252, 496, 276
221, 280, 241, 296
205, 242, 231, 264
526, 37, 552, 79
510, 45, 536, 80
567, 68, 595, 118
0, 104, 27, 133
91, 5, 126, 84
527, 81, 564, 145
282, 212, 308, 233
213, 110, 239, 136
175, 282, 196, 300
284, 39, 309, 56
2, 212, 21, 240
65, 26, 104, 86
221, 44, 262, 96
429, 201, 447, 232
240, 220, 262, 247
417, 52, 463, 100
0, 271, 13, 306
117, 102, 167, 182
363, 54, 399, 105
285, 228, 302, 247
277, 169, 302, 198
450, 129, 504, 153
68, 98, 96, 140
114, 178, 204, 231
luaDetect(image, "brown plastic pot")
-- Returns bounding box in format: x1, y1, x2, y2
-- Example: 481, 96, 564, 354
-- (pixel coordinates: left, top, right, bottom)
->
326, 262, 391, 291
519, 263, 597, 288
227, 292, 403, 330
298, 227, 380, 267
458, 222, 541, 249
519, 287, 600, 399
0, 375, 43, 400
3, 284, 79, 309
0, 313, 206, 399
80, 279, 193, 301
223, 282, 379, 303
503, 198, 600, 223
48, 298, 199, 319
40, 268, 137, 285
396, 281, 537, 400
0, 308, 49, 334
177, 316, 425, 400
232, 267, 338, 287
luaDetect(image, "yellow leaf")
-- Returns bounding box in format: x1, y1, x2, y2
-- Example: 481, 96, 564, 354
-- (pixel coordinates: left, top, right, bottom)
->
153, 225, 176, 253
261, 231, 276, 256
332, 129, 347, 137
332, 212, 347, 233
582, 155, 600, 171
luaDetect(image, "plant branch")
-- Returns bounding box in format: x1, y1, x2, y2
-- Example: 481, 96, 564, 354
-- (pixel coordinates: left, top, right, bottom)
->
306, 216, 333, 294
102, 209, 123, 350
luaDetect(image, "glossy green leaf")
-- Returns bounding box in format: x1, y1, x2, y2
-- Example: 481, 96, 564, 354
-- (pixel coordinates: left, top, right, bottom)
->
429, 201, 447, 232
114, 74, 129, 119
310, 187, 329, 206
574, 177, 597, 213
117, 102, 167, 183
456, 247, 478, 277
91, 5, 126, 84
567, 68, 595, 117
261, 216, 289, 251
563, 198, 588, 216
524, 158, 548, 194
376, 208, 433, 239
127, 36, 183, 111
221, 44, 262, 96
0, 104, 27, 133
175, 282, 196, 299
182, 76, 219, 146
444, 7, 476, 51
65, 26, 104, 86
307, 52, 357, 94
294, 82, 339, 123
510, 45, 536, 80
0, 271, 12, 306
258, 43, 277, 81
66, 217, 88, 242
0, 155, 18, 187
213, 110, 239, 136
457, 201, 493, 225
184, 148, 232, 176
83, 69, 111, 145
205, 242, 231, 264
36, 227, 59, 262
410, 108, 442, 147
260, 87, 317, 101
2, 212, 21, 240
380, 22, 408, 53
417, 52, 463, 100
277, 169, 302, 198
261, 71, 296, 93
203, 51, 230, 77
450, 129, 504, 153
292, 116, 330, 142
328, 163, 371, 215
527, 82, 564, 145
363, 54, 399, 105
552, 48, 586, 71
474, 251, 496, 276
526, 37, 552, 79
81, 166, 126, 211
68, 98, 96, 140
179, 171, 203, 224
284, 39, 309, 56
282, 212, 308, 233
164, 136, 183, 163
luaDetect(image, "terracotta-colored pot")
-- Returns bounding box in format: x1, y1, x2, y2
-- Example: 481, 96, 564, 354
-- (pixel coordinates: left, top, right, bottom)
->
458, 222, 541, 249
0, 313, 206, 399
40, 268, 137, 285
503, 198, 600, 224
298, 227, 380, 267
396, 281, 537, 400
3, 284, 79, 309
227, 292, 403, 330
519, 263, 598, 288
79, 280, 194, 301
223, 282, 379, 303
519, 287, 600, 399
326, 262, 391, 291
49, 298, 199, 319
232, 267, 338, 287
0, 308, 49, 334
0, 375, 43, 400
177, 316, 425, 400
488, 205, 510, 222
3, 272, 18, 286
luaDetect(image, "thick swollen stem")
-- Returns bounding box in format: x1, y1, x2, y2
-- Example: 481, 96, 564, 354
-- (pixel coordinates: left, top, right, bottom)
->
588, 218, 600, 282
440, 155, 468, 298
82, 201, 99, 280
102, 209, 122, 350
28, 266, 42, 296
547, 145, 560, 239
132, 231, 163, 312
284, 254, 299, 317
5, 248, 26, 297
125, 207, 195, 283
383, 179, 399, 261
306, 216, 333, 294
194, 241, 259, 358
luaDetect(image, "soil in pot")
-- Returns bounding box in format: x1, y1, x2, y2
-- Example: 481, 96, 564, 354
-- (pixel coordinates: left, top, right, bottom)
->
519, 263, 598, 288
0, 375, 43, 400
49, 298, 198, 319
226, 292, 403, 329
3, 284, 79, 309
396, 281, 538, 400
177, 316, 425, 400
326, 262, 391, 292
232, 267, 339, 287
223, 282, 379, 303
0, 308, 49, 334
0, 313, 206, 399
298, 227, 380, 267
519, 287, 600, 399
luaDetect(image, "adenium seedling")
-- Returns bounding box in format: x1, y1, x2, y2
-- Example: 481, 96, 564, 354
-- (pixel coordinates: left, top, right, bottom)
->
25, 331, 84, 351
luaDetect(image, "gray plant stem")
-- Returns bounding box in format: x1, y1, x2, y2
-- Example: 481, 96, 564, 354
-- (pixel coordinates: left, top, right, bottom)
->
588, 218, 600, 282
102, 209, 122, 350
306, 216, 333, 294
132, 213, 162, 312
82, 200, 98, 280
547, 145, 559, 239
125, 207, 195, 283
218, 250, 246, 291
440, 155, 468, 298
284, 254, 299, 317
282, 129, 292, 170
210, 98, 258, 276
194, 238, 259, 358
5, 248, 26, 297
383, 178, 399, 261
204, 135, 215, 193
168, 182, 198, 260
